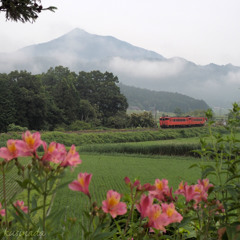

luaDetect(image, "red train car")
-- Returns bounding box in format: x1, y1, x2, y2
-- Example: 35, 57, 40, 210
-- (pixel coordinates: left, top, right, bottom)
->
159, 116, 207, 128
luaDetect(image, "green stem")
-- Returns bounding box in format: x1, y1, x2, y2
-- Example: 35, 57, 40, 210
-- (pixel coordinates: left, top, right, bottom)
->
27, 167, 31, 233
42, 173, 48, 239
124, 189, 136, 235
2, 164, 9, 229
88, 196, 93, 236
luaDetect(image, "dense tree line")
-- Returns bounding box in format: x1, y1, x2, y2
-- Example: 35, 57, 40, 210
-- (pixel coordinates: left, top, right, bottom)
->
0, 66, 131, 132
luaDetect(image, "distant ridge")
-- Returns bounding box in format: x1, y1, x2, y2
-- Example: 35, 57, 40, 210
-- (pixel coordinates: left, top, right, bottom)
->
0, 28, 239, 108
119, 83, 210, 112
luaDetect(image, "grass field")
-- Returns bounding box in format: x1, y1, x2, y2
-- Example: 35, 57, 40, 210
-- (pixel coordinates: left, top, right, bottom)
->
54, 153, 202, 203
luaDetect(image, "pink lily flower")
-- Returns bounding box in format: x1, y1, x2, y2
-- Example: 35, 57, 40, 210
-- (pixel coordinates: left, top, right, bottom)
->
174, 182, 198, 202
197, 179, 214, 192
193, 184, 208, 203
0, 139, 30, 161
136, 194, 153, 218
137, 183, 156, 192
0, 203, 5, 217
147, 204, 169, 232
22, 131, 42, 154
149, 179, 171, 201
14, 200, 28, 214
60, 145, 82, 167
42, 142, 67, 164
174, 181, 186, 195
161, 203, 183, 224
69, 172, 92, 198
102, 190, 127, 218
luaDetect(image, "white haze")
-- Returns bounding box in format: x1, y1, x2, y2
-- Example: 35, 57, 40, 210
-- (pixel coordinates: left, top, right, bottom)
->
108, 57, 186, 79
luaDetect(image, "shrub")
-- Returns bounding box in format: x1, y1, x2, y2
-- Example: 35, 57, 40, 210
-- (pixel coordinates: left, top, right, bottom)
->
68, 120, 91, 131
7, 123, 27, 132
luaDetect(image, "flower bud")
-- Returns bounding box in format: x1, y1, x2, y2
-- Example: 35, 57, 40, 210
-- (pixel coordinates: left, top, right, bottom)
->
124, 177, 131, 185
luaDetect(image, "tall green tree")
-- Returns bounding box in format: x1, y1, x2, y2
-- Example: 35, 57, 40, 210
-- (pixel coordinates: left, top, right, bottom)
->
129, 112, 155, 128
42, 66, 80, 125
9, 70, 48, 130
76, 71, 128, 125
0, 74, 16, 132
78, 99, 97, 122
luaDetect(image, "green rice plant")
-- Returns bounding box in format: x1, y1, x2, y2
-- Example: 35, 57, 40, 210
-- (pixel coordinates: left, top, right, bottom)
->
78, 142, 201, 156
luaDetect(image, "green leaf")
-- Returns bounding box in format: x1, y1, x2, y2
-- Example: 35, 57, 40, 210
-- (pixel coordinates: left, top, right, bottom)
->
226, 174, 240, 183
55, 180, 72, 191
46, 207, 65, 223
189, 163, 198, 169
227, 188, 238, 200
178, 217, 192, 228
201, 166, 216, 178
15, 179, 31, 188
93, 231, 117, 240
31, 195, 38, 216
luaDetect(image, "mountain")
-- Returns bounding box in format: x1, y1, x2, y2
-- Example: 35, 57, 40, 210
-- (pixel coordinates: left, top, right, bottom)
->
0, 28, 239, 108
119, 84, 210, 112
19, 28, 165, 61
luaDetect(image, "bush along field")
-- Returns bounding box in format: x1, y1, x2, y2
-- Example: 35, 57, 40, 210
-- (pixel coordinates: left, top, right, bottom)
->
0, 126, 227, 148
0, 105, 240, 239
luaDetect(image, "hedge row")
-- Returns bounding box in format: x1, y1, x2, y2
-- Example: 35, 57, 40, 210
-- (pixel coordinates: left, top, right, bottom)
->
0, 127, 228, 148
40, 127, 212, 146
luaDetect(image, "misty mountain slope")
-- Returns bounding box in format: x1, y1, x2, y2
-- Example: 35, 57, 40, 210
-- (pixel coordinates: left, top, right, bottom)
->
0, 28, 240, 108
18, 28, 165, 61
119, 84, 210, 112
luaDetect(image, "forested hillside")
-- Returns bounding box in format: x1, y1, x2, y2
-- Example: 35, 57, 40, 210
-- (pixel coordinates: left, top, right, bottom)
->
0, 66, 128, 132
119, 83, 210, 112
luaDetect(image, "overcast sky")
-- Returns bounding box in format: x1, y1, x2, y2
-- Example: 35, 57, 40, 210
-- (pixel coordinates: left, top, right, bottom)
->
1, 0, 240, 66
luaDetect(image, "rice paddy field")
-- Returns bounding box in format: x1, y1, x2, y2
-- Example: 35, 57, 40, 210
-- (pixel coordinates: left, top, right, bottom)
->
51, 153, 202, 238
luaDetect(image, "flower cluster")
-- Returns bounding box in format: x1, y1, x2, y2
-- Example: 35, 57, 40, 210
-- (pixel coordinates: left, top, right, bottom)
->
0, 130, 82, 234
0, 130, 82, 167
68, 172, 225, 237
174, 178, 214, 207
136, 194, 182, 232
134, 177, 221, 232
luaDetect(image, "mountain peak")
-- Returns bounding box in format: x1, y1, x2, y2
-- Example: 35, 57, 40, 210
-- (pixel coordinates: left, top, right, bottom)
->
64, 28, 90, 37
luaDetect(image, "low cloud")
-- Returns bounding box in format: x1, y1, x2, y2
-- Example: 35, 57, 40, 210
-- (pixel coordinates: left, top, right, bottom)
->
225, 71, 240, 84
108, 57, 186, 79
